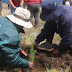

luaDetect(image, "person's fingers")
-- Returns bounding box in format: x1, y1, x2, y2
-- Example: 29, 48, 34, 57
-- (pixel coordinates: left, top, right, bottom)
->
22, 51, 27, 56
31, 63, 34, 69
34, 41, 38, 46
29, 62, 34, 68
52, 49, 59, 54
20, 49, 27, 56
31, 65, 34, 69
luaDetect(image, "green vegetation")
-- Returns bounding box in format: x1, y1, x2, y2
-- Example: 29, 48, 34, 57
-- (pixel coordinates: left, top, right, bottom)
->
29, 43, 36, 62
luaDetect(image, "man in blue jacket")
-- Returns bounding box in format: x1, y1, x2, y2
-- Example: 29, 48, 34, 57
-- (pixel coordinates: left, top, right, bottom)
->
0, 7, 34, 69
34, 0, 72, 54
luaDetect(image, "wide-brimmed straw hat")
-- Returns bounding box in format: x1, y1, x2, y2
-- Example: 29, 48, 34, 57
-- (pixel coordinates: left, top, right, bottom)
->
7, 7, 33, 28
40, 0, 64, 21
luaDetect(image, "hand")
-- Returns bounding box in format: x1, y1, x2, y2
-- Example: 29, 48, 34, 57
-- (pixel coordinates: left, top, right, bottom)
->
20, 49, 27, 56
20, 4, 23, 7
34, 41, 38, 47
52, 48, 59, 54
29, 62, 34, 69
13, 6, 16, 9
33, 41, 38, 50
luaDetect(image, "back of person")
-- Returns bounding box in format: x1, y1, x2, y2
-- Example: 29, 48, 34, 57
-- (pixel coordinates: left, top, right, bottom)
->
25, 0, 42, 5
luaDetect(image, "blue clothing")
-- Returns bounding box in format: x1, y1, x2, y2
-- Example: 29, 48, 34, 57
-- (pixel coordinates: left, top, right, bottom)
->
10, 5, 21, 14
35, 5, 72, 50
0, 17, 29, 68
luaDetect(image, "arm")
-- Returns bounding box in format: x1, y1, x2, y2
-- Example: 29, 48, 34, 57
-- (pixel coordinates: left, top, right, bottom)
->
20, 49, 27, 56
23, 0, 28, 8
20, 0, 24, 7
9, 0, 16, 9
58, 20, 72, 50
23, 2, 27, 8
0, 34, 33, 68
59, 31, 72, 50
35, 21, 56, 44
71, 0, 72, 4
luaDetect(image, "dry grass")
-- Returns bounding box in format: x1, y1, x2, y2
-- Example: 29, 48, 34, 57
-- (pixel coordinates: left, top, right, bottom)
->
45, 68, 69, 72
0, 3, 11, 17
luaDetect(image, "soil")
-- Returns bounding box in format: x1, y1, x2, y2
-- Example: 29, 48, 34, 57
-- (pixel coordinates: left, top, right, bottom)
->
0, 44, 72, 72
20, 44, 72, 72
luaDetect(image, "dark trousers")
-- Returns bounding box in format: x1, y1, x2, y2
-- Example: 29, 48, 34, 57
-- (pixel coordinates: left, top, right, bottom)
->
28, 4, 40, 27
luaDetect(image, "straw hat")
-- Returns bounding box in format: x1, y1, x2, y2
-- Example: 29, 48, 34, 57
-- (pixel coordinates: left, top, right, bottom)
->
7, 7, 33, 28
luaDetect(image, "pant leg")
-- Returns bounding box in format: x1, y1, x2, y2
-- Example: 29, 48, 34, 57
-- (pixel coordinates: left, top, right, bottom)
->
28, 5, 34, 24
10, 6, 15, 14
34, 4, 40, 27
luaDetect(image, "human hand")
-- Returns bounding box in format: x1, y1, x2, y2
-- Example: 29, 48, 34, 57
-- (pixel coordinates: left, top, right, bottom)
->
33, 41, 38, 50
13, 6, 16, 9
20, 4, 23, 7
52, 48, 59, 54
29, 62, 34, 69
20, 49, 27, 56
34, 41, 38, 47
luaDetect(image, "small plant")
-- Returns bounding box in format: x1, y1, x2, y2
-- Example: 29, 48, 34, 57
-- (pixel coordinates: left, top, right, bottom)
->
29, 43, 36, 62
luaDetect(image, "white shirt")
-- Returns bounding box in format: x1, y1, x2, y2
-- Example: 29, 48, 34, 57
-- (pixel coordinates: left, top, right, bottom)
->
65, 1, 70, 6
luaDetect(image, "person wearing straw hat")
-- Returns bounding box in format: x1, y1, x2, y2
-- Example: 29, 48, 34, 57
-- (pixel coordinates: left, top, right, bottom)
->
0, 7, 34, 68
34, 0, 72, 54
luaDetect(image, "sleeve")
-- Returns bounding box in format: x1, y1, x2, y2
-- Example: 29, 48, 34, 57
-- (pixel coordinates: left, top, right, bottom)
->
58, 20, 72, 50
0, 34, 29, 68
59, 33, 72, 50
0, 27, 29, 68
35, 21, 56, 44
2, 46, 29, 68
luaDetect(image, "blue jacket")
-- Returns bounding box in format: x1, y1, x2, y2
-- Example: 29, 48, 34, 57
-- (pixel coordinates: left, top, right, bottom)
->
35, 5, 72, 50
0, 17, 29, 68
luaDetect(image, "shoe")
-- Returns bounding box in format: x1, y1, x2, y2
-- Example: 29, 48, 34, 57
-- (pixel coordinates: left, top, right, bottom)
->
37, 42, 54, 51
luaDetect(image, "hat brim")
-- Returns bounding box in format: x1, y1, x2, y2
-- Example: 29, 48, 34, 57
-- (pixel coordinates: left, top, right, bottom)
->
6, 15, 33, 28
40, 5, 64, 21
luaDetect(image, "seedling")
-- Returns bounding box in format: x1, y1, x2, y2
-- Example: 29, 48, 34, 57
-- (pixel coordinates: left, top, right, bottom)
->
30, 43, 36, 62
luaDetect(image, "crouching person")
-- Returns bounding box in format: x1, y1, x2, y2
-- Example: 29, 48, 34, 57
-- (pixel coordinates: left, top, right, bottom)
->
0, 7, 34, 69
34, 0, 72, 54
